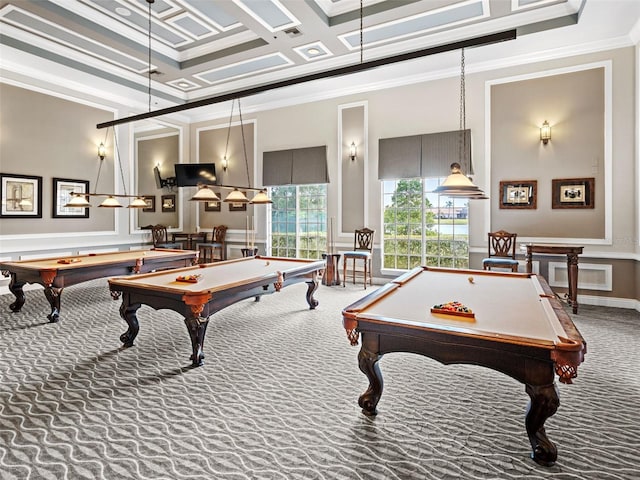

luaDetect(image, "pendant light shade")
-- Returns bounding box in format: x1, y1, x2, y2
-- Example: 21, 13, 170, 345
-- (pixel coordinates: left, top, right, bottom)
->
128, 196, 149, 208
223, 188, 249, 203
190, 185, 220, 201
250, 189, 273, 204
98, 196, 123, 208
65, 194, 91, 208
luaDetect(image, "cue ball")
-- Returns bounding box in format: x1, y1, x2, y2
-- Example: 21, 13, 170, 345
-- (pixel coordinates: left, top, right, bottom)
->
468, 276, 474, 284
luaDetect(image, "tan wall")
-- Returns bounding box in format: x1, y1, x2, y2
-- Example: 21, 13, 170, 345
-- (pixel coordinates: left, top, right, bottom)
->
0, 83, 116, 235
490, 68, 605, 238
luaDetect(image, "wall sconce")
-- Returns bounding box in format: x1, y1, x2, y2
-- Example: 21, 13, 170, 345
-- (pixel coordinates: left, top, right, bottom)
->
349, 142, 357, 161
222, 155, 228, 172
97, 142, 106, 160
540, 121, 551, 145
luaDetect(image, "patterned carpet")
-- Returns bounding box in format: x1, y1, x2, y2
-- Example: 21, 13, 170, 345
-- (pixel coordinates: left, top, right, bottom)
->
0, 279, 638, 480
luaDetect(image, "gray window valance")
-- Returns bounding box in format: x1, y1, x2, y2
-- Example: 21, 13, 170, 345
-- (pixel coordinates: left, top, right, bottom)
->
263, 145, 329, 186
378, 130, 472, 180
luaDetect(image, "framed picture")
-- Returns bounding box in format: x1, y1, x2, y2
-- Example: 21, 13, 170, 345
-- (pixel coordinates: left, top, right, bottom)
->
142, 195, 156, 212
0, 173, 43, 218
552, 177, 595, 209
228, 194, 247, 212
499, 180, 537, 209
161, 194, 176, 213
204, 200, 221, 212
52, 178, 90, 218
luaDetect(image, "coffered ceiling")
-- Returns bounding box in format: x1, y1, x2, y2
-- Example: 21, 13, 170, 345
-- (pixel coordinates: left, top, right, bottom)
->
1, 0, 638, 119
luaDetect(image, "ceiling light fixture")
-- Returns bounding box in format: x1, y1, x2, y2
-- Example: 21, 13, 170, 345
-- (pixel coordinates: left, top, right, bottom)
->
189, 98, 271, 204
66, 127, 150, 208
433, 48, 487, 199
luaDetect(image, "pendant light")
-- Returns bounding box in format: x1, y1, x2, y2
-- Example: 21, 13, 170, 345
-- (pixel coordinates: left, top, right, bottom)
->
64, 126, 147, 208
188, 97, 271, 205
433, 48, 487, 199
190, 185, 220, 201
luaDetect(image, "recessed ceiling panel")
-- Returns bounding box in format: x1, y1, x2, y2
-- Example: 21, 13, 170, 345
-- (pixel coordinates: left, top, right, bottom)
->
178, 0, 241, 31
167, 12, 218, 40
0, 5, 151, 73
194, 53, 293, 85
128, 0, 182, 19
82, 0, 193, 47
233, 0, 299, 32
340, 0, 487, 49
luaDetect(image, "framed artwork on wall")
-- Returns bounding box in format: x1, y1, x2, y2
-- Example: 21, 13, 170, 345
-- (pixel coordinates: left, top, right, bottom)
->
204, 200, 221, 212
0, 173, 43, 218
161, 194, 176, 213
499, 180, 537, 209
52, 177, 89, 218
143, 195, 156, 212
552, 177, 595, 209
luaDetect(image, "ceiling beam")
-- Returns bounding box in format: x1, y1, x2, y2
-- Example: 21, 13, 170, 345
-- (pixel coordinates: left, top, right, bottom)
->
97, 29, 516, 129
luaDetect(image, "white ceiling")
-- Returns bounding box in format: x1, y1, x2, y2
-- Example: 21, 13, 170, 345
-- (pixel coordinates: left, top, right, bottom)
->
1, 0, 639, 122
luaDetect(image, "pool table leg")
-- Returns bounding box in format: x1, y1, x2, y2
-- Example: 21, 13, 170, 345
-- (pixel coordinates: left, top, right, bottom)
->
357, 345, 383, 416
305, 278, 319, 309
6, 273, 26, 313
118, 296, 141, 347
44, 286, 63, 323
525, 382, 560, 466
184, 316, 209, 367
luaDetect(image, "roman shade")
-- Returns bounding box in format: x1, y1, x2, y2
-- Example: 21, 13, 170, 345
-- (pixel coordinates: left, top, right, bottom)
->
379, 130, 472, 180
263, 146, 329, 186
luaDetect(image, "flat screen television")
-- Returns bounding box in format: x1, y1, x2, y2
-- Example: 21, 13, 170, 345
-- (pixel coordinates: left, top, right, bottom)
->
174, 163, 217, 187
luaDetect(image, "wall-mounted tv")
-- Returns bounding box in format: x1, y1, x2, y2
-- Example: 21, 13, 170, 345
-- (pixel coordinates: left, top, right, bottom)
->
174, 163, 217, 187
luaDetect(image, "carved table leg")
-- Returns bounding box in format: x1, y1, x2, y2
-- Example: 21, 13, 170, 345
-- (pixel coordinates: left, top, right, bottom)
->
305, 276, 319, 309
118, 296, 142, 347
525, 383, 560, 466
44, 286, 63, 323
184, 316, 209, 367
7, 273, 26, 313
357, 346, 383, 416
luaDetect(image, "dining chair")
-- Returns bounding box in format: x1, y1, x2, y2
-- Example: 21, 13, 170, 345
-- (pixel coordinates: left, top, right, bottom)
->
150, 225, 183, 249
482, 230, 519, 272
343, 228, 374, 289
198, 225, 228, 263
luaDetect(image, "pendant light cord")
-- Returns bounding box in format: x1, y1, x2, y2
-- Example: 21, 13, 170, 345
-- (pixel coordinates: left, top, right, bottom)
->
459, 47, 466, 171
93, 127, 110, 194
223, 99, 235, 162
360, 0, 363, 64
113, 128, 128, 196
238, 98, 251, 188
147, 0, 153, 112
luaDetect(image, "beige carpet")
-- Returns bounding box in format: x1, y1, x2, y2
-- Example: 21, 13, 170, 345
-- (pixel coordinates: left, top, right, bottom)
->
0, 279, 638, 479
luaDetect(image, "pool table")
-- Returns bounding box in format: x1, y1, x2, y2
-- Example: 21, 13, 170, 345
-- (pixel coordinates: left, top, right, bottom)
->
108, 256, 325, 367
1, 248, 198, 322
342, 266, 586, 467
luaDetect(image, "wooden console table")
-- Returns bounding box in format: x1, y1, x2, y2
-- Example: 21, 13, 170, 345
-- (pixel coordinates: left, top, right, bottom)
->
523, 244, 584, 314
172, 232, 207, 250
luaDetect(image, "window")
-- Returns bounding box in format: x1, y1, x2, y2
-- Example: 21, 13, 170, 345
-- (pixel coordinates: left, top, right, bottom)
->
269, 184, 327, 259
382, 177, 469, 271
